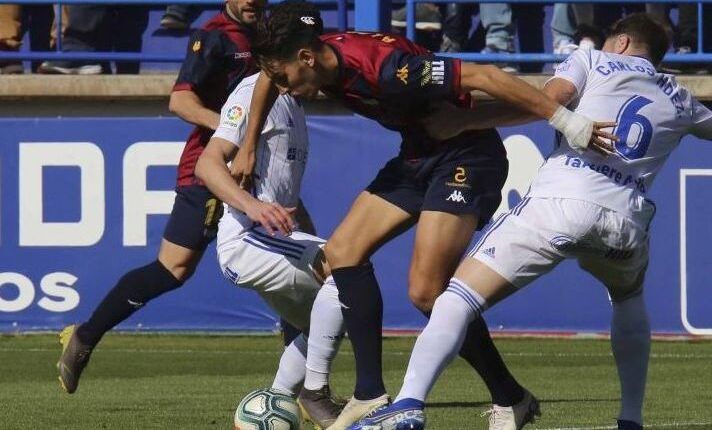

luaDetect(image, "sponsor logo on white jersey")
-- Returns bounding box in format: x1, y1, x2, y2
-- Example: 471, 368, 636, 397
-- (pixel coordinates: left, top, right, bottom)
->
446, 190, 467, 203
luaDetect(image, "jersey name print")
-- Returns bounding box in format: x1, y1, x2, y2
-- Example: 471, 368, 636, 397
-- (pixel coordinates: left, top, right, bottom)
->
530, 49, 712, 218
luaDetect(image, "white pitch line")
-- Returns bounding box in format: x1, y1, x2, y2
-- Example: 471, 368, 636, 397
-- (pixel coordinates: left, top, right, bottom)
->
540, 422, 712, 430
1, 348, 711, 359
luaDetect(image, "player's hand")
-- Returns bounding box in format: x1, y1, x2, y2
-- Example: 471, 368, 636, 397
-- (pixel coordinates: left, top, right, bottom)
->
230, 147, 256, 191
588, 121, 618, 156
245, 200, 297, 236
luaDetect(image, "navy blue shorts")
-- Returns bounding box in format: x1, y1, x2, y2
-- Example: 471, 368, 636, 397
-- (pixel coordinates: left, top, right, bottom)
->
163, 185, 224, 250
366, 130, 508, 230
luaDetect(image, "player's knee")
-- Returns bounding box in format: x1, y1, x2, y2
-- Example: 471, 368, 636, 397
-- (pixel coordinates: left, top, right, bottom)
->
324, 239, 362, 268
161, 260, 197, 283
408, 285, 439, 312
408, 267, 448, 311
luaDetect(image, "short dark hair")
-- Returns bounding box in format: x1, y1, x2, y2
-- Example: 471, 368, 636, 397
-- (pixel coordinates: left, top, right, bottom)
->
253, 0, 324, 62
606, 13, 670, 66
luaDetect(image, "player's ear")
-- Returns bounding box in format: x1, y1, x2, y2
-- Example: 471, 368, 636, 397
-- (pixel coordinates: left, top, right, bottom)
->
615, 34, 630, 54
297, 49, 315, 68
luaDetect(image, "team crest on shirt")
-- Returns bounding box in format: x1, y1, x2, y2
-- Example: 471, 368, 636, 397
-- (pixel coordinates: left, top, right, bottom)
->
396, 64, 409, 85
192, 40, 201, 52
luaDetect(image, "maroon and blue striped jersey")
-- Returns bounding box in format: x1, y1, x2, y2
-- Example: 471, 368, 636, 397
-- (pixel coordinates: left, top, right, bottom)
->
320, 32, 472, 155
173, 11, 257, 187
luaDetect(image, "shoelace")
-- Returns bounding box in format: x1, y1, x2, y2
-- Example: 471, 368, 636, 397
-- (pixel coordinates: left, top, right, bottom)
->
362, 403, 389, 420
480, 408, 509, 430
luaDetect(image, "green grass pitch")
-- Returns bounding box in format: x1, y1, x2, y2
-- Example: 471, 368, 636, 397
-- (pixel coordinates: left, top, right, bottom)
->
1, 334, 710, 429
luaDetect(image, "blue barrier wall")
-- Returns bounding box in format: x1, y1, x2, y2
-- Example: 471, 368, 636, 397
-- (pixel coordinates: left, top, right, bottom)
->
1, 115, 711, 334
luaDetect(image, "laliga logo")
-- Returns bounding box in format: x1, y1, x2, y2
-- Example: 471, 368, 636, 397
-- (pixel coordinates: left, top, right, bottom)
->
300, 16, 316, 25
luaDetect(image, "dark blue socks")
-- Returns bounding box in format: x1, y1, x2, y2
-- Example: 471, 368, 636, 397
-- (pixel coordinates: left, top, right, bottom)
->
332, 263, 385, 400
78, 260, 183, 345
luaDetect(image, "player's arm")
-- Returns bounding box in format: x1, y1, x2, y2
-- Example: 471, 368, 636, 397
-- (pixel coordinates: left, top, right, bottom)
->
169, 90, 220, 130
230, 71, 280, 189
169, 30, 226, 130
381, 52, 614, 154
295, 199, 317, 236
458, 63, 615, 154
423, 77, 578, 140
195, 137, 295, 236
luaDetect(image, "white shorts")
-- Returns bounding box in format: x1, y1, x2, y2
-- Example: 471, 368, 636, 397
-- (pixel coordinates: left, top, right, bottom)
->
470, 197, 655, 297
218, 227, 326, 330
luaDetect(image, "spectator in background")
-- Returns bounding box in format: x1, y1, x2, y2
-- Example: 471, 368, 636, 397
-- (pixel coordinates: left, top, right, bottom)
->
551, 3, 595, 54
0, 4, 59, 73
391, 2, 442, 32
440, 2, 545, 73
38, 4, 149, 74
160, 5, 200, 31
391, 2, 442, 51
647, 4, 706, 73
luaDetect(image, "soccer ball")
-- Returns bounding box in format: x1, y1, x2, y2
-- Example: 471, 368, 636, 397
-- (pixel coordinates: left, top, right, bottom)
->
234, 388, 301, 430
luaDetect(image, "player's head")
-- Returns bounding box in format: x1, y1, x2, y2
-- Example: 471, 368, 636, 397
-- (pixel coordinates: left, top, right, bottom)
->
603, 13, 670, 67
226, 0, 267, 27
253, 1, 327, 99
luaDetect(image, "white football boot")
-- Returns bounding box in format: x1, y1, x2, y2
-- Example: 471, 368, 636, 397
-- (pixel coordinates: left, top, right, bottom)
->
484, 389, 541, 430
326, 394, 390, 430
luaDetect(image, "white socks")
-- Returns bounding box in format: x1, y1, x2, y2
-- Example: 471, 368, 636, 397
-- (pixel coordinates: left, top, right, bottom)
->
304, 277, 345, 391
396, 278, 487, 402
272, 333, 308, 396
611, 291, 650, 425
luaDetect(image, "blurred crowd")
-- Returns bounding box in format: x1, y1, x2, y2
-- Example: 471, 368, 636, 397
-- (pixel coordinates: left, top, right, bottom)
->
392, 2, 712, 74
0, 2, 710, 75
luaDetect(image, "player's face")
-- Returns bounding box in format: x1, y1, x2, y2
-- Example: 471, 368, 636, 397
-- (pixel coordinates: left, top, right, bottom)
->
226, 0, 266, 26
262, 53, 322, 100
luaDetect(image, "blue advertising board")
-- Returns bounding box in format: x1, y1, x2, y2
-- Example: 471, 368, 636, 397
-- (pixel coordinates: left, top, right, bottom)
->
1, 115, 710, 334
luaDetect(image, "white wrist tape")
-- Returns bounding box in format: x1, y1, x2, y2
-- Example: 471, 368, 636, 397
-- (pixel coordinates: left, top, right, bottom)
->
548, 106, 593, 154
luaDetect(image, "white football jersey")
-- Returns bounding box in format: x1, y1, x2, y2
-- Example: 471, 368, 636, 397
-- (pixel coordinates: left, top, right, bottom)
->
530, 49, 712, 217
212, 73, 309, 256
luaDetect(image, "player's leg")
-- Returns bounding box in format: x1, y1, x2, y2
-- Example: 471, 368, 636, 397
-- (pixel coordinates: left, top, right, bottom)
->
408, 210, 527, 411
354, 198, 567, 430
57, 186, 220, 394
281, 319, 302, 346
610, 288, 649, 430
325, 191, 415, 399
223, 229, 346, 427
300, 276, 347, 429
578, 209, 652, 430
272, 333, 309, 397
353, 258, 519, 430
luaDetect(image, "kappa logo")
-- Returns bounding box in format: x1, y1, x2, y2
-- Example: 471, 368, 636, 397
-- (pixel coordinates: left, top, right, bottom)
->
446, 190, 467, 203
396, 64, 409, 85
192, 40, 201, 52
300, 16, 316, 25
